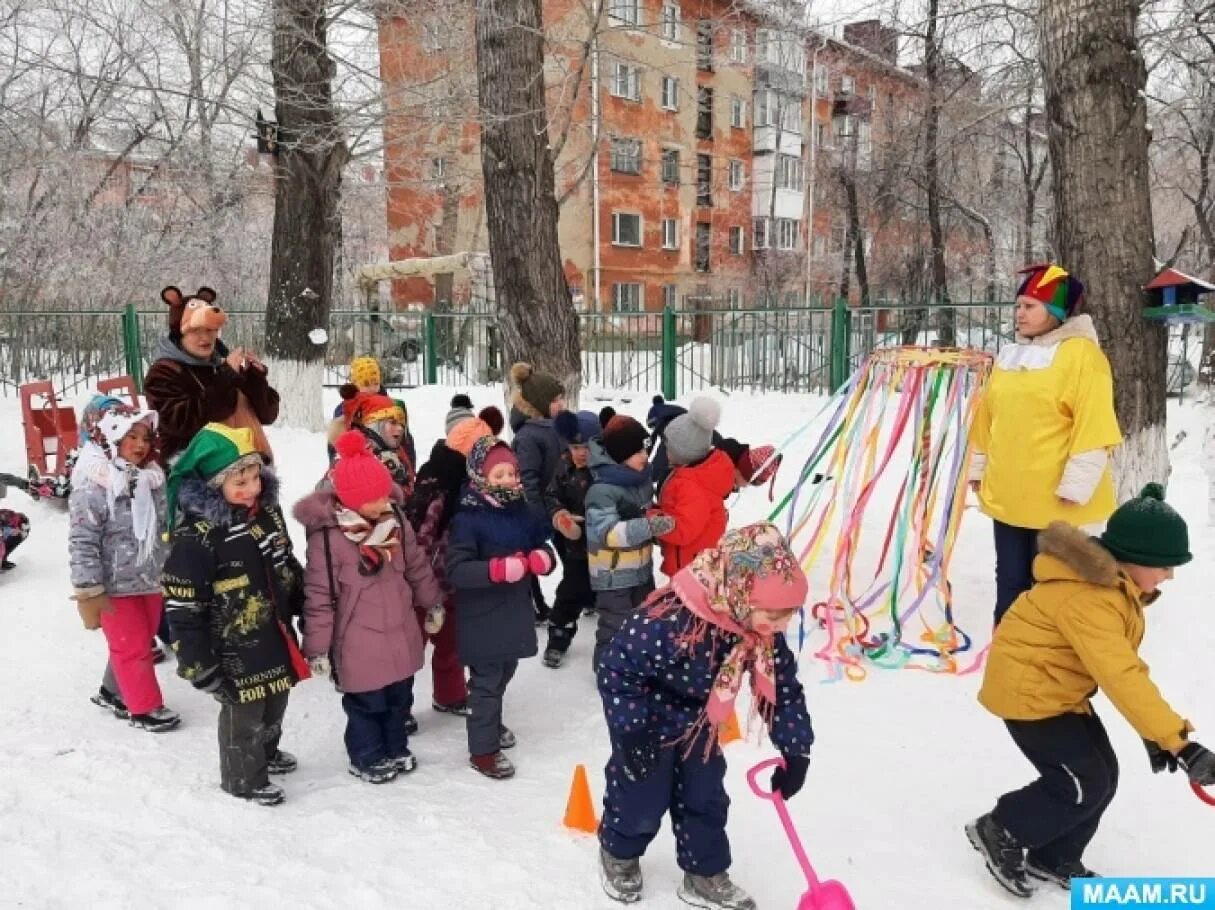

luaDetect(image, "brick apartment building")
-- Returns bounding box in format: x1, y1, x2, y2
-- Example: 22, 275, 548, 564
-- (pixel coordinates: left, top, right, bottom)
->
377, 3, 932, 311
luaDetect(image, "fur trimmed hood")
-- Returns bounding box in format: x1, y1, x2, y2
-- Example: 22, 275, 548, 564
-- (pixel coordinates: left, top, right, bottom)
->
1035, 521, 1119, 587
175, 466, 280, 528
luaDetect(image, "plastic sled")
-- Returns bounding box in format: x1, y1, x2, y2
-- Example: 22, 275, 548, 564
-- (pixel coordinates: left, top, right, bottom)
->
747, 758, 856, 910
96, 375, 140, 408
20, 380, 78, 478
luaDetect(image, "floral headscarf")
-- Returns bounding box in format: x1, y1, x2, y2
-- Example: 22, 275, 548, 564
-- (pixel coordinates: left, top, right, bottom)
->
460, 434, 525, 509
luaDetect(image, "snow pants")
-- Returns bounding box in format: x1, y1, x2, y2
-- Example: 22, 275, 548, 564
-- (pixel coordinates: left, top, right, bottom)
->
98, 594, 165, 715
993, 711, 1119, 867
593, 581, 655, 672
546, 555, 593, 655
342, 678, 414, 770
466, 660, 517, 756
993, 520, 1038, 625
412, 599, 467, 708
600, 739, 731, 877
218, 690, 289, 797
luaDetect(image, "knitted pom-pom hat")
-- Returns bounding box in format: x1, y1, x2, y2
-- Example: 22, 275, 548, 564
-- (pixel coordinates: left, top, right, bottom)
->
331, 430, 394, 510
664, 396, 722, 466
1098, 482, 1191, 568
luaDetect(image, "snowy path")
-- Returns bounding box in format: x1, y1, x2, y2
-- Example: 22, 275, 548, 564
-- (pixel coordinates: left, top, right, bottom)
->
1, 388, 1211, 909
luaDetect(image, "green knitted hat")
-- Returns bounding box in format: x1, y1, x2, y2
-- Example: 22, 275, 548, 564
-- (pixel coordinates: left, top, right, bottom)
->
166, 423, 262, 532
1098, 483, 1192, 568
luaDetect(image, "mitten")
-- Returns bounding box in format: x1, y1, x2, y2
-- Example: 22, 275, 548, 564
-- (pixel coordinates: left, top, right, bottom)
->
771, 752, 811, 800
489, 553, 529, 584
615, 730, 660, 783
553, 510, 583, 541
75, 592, 112, 631
1178, 742, 1215, 786
647, 512, 676, 538
192, 664, 224, 695
423, 604, 446, 635
309, 655, 331, 679
527, 548, 556, 576
1145, 739, 1178, 774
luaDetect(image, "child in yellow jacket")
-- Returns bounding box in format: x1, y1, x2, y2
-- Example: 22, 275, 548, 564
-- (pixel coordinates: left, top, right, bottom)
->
966, 484, 1214, 898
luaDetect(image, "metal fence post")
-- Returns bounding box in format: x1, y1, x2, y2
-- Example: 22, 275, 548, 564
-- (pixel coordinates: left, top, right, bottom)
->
423, 312, 438, 385
829, 296, 850, 391
122, 303, 144, 392
661, 306, 677, 400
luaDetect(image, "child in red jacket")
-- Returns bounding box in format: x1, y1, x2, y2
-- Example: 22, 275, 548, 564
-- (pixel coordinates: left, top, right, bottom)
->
655, 397, 736, 577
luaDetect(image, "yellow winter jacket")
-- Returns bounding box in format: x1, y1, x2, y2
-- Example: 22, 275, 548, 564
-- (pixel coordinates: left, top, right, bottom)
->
978, 522, 1192, 753
970, 316, 1122, 529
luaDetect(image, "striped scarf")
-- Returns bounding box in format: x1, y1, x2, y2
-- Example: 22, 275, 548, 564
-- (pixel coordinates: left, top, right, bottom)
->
335, 506, 401, 575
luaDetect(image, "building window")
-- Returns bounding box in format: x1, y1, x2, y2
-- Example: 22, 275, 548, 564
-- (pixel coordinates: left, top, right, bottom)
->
730, 28, 747, 63
781, 98, 801, 133
754, 90, 801, 134
775, 217, 799, 251
609, 0, 641, 27
839, 74, 855, 96
857, 119, 872, 167
661, 148, 680, 185
728, 159, 744, 191
755, 28, 805, 75
663, 283, 678, 309
753, 217, 769, 250
662, 218, 679, 250
813, 63, 828, 94
696, 20, 713, 70
695, 222, 711, 272
661, 76, 679, 111
696, 86, 713, 139
696, 154, 712, 206
815, 121, 829, 149
612, 212, 642, 246
729, 226, 744, 255
813, 233, 828, 257
612, 63, 642, 101
430, 157, 447, 180
828, 222, 846, 255
613, 282, 644, 312
775, 153, 803, 191
727, 288, 742, 309
661, 3, 679, 42
610, 137, 642, 174
730, 96, 746, 128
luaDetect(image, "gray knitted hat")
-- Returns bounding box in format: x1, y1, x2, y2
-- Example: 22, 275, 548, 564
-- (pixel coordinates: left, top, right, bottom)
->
664, 396, 722, 466
445, 393, 476, 436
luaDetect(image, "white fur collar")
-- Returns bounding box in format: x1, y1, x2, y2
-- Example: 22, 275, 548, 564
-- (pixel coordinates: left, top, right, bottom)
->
997, 315, 1100, 371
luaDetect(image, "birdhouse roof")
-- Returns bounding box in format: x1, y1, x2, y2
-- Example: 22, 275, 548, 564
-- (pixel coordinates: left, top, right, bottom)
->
1144, 267, 1215, 294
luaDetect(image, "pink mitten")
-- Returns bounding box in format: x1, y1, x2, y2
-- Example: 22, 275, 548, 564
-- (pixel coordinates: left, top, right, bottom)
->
527, 548, 555, 576
489, 553, 529, 584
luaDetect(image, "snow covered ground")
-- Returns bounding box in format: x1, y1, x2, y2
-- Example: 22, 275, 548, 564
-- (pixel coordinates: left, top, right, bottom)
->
1, 384, 1212, 909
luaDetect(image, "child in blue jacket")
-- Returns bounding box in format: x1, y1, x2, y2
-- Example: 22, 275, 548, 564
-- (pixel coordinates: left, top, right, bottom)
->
596, 522, 814, 909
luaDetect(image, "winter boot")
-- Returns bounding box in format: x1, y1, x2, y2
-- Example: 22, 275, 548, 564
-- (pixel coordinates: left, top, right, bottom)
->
965, 813, 1033, 898
599, 848, 643, 903
129, 707, 181, 732
543, 647, 566, 669
469, 751, 515, 779
0, 559, 14, 571
349, 759, 399, 784
432, 699, 471, 716
1026, 855, 1099, 890
404, 714, 420, 736
267, 750, 298, 775
244, 783, 286, 807
498, 725, 517, 750
150, 642, 167, 665
677, 872, 756, 910
389, 750, 418, 774
90, 686, 129, 720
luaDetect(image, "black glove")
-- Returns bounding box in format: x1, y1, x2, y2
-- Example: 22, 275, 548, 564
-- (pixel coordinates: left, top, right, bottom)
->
1145, 739, 1178, 774
1178, 742, 1215, 786
771, 753, 811, 800
192, 664, 224, 695
616, 731, 660, 783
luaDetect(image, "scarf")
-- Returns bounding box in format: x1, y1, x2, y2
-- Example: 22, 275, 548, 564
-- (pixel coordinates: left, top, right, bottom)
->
463, 435, 525, 509
647, 521, 807, 756
334, 506, 401, 575
70, 442, 165, 565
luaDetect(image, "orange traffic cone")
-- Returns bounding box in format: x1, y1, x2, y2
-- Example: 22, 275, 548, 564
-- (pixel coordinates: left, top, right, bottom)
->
563, 764, 599, 834
718, 710, 742, 745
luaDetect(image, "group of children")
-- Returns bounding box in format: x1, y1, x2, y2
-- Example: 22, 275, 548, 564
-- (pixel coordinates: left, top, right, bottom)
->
56, 337, 1215, 907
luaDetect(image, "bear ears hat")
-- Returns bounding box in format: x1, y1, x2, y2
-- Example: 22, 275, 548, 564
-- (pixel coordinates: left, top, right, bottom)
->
162, 285, 227, 339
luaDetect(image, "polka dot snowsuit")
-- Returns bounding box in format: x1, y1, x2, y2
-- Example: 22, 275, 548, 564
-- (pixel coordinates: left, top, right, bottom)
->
597, 607, 814, 875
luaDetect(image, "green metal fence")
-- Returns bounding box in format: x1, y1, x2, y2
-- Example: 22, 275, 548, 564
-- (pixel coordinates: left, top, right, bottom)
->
0, 300, 1018, 400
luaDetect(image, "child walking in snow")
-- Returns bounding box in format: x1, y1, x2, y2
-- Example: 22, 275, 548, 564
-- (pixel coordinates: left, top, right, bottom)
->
967, 484, 1215, 897
330, 384, 415, 498
541, 410, 598, 668
296, 431, 444, 784
69, 397, 179, 732
162, 423, 308, 806
597, 522, 814, 909
327, 356, 417, 468
655, 397, 737, 576
583, 414, 673, 672
0, 508, 29, 570
447, 434, 555, 779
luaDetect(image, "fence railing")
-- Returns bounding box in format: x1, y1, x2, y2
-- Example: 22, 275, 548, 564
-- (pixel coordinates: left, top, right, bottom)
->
0, 299, 1018, 400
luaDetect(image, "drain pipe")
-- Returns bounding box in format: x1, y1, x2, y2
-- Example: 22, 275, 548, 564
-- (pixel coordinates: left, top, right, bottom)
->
804, 31, 829, 304
591, 8, 602, 311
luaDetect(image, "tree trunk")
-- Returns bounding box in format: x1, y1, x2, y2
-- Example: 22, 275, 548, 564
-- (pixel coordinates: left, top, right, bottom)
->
842, 171, 869, 306
1041, 0, 1166, 498
265, 0, 348, 430
924, 0, 954, 346
473, 0, 582, 402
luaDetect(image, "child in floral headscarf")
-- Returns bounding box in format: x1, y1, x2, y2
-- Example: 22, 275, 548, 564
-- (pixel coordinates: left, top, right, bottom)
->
596, 522, 814, 910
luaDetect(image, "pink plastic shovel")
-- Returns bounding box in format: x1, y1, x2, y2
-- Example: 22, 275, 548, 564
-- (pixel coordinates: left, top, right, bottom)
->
747, 758, 856, 910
